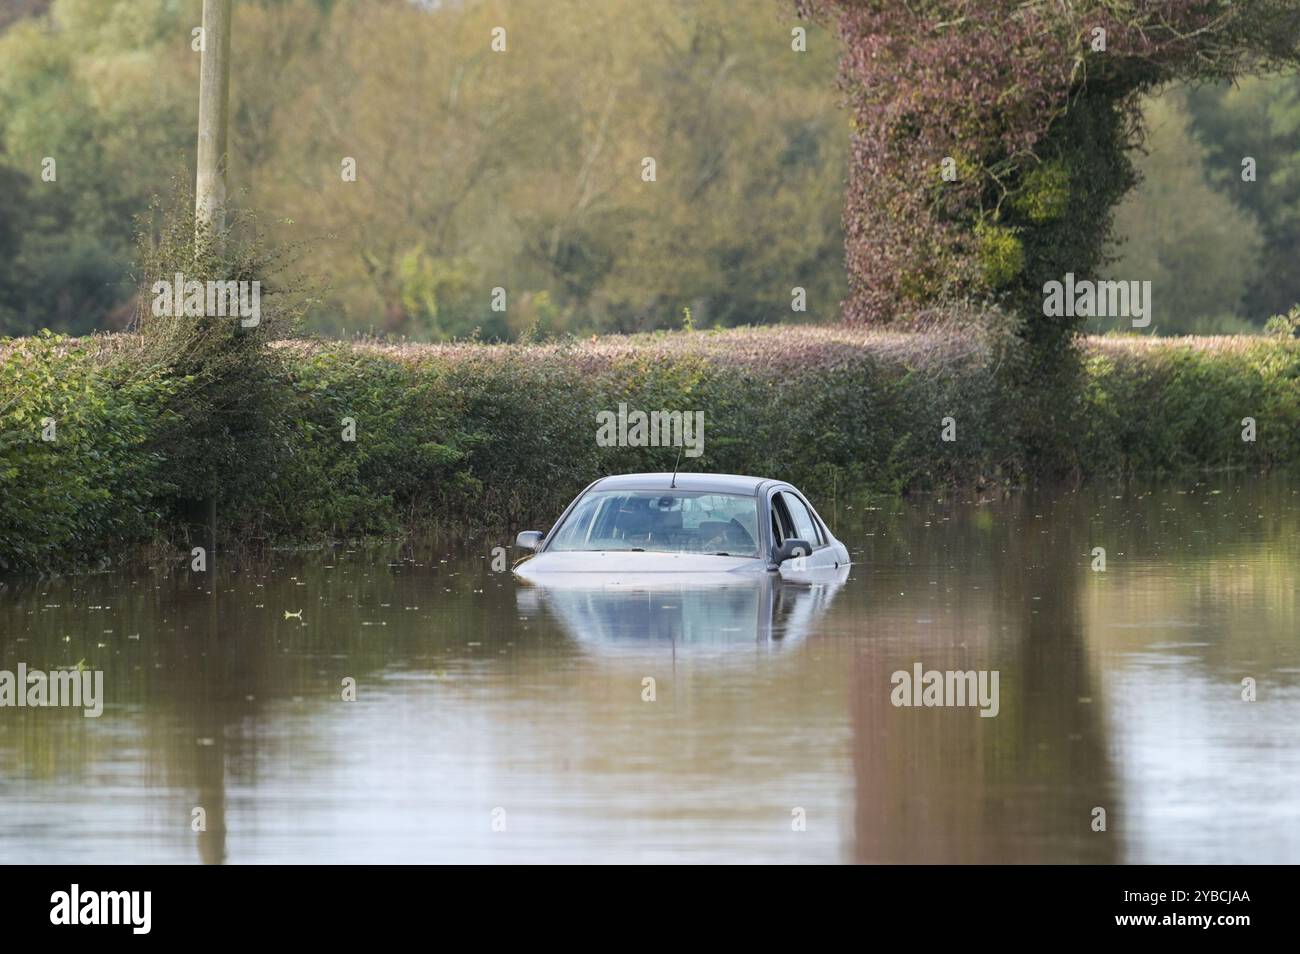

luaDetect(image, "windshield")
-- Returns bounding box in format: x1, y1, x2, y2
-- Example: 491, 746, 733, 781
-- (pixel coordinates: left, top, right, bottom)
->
547, 490, 762, 557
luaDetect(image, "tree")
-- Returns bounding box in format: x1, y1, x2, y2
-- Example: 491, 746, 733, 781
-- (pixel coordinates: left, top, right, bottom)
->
1101, 89, 1263, 334
2, 0, 848, 340
0, 0, 195, 333
800, 0, 1300, 343
1187, 74, 1300, 321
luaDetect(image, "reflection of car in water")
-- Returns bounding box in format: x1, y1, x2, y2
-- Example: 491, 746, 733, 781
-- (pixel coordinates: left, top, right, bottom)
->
515, 567, 851, 651
513, 473, 850, 583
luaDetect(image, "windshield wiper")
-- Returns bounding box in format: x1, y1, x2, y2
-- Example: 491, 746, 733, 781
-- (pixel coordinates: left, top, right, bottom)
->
713, 551, 731, 556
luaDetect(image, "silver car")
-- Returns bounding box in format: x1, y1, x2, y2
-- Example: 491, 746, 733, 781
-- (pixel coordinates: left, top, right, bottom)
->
513, 472, 850, 582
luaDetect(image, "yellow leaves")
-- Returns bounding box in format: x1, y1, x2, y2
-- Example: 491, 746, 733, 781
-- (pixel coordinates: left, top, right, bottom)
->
1013, 161, 1070, 223
974, 221, 1024, 289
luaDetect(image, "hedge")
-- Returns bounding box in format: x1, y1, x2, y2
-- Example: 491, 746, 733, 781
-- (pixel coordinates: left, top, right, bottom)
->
2, 325, 1297, 573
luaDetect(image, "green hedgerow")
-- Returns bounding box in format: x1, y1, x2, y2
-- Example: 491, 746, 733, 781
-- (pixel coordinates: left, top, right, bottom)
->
3, 322, 1298, 574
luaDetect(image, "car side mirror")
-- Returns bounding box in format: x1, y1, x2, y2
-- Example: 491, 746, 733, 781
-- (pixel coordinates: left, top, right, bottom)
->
774, 539, 812, 564
515, 530, 544, 551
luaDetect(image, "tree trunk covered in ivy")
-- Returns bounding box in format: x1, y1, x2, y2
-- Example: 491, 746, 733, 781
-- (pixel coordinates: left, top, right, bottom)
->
799, 0, 1300, 473
800, 0, 1300, 333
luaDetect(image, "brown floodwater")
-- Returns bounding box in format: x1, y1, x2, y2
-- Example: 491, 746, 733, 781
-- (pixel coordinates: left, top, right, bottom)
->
1, 475, 1297, 863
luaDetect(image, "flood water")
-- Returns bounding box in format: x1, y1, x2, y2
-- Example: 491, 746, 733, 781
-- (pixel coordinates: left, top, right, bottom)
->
1, 475, 1297, 864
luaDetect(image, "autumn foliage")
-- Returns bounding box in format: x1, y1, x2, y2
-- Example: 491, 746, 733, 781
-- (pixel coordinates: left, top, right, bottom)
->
801, 0, 1300, 336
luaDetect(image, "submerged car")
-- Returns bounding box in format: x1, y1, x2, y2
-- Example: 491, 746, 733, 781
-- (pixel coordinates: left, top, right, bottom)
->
513, 473, 850, 582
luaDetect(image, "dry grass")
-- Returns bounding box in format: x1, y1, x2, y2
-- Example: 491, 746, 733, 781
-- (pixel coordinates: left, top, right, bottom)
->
10, 324, 1291, 368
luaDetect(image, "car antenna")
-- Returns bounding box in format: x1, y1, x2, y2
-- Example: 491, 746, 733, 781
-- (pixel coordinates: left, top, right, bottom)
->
670, 446, 683, 489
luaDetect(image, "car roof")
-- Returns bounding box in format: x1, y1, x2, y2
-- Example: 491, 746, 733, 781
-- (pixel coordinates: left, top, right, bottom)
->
589, 472, 782, 497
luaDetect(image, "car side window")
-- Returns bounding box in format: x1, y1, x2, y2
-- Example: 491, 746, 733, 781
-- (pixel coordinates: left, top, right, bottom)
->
778, 491, 823, 547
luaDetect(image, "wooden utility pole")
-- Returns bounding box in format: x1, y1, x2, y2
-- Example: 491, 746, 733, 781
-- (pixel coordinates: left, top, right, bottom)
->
195, 0, 233, 242
194, 0, 233, 557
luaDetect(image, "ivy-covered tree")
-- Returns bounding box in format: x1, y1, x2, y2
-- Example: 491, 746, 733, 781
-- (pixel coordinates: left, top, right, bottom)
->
801, 0, 1300, 347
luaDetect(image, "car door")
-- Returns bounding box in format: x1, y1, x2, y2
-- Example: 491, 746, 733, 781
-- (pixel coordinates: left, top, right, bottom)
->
769, 488, 839, 573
